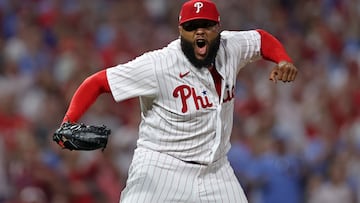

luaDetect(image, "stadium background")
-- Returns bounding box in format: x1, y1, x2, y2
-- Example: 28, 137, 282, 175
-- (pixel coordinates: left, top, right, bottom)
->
0, 0, 359, 202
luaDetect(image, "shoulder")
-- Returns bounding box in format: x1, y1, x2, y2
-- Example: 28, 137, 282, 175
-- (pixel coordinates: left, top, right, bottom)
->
219, 30, 262, 56
115, 39, 180, 68
220, 30, 260, 41
143, 39, 185, 70
145, 39, 181, 59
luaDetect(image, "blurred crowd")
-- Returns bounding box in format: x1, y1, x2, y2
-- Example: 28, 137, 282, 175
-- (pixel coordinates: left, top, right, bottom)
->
0, 0, 359, 202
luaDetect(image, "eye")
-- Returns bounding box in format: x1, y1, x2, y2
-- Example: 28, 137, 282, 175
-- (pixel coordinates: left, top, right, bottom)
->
204, 21, 217, 28
182, 23, 195, 32
182, 20, 217, 32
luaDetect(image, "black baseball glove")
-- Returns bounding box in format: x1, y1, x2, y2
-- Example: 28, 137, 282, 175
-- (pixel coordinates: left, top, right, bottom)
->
53, 122, 111, 151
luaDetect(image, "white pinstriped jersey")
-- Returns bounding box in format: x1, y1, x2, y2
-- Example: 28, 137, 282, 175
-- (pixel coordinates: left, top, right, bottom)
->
107, 30, 261, 164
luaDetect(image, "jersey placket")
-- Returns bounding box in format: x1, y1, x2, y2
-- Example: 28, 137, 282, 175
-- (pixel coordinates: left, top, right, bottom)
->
189, 66, 220, 108
207, 64, 226, 163
208, 65, 222, 102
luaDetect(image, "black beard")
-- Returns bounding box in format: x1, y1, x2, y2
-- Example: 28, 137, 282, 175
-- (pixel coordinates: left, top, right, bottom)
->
181, 34, 220, 69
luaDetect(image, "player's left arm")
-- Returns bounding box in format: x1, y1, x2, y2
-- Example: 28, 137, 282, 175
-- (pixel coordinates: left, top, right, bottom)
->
256, 29, 298, 83
63, 70, 111, 123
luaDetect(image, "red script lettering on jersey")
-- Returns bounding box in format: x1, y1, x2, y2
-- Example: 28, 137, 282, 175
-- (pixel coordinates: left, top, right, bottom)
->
173, 84, 213, 113
223, 85, 235, 103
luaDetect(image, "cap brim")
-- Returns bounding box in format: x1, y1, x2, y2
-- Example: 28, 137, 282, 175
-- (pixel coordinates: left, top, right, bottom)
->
179, 17, 219, 25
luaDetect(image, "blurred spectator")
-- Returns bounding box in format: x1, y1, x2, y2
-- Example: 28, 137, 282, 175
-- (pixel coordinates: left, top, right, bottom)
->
307, 154, 354, 203
0, 0, 359, 202
228, 124, 251, 194
0, 138, 10, 200
244, 133, 304, 203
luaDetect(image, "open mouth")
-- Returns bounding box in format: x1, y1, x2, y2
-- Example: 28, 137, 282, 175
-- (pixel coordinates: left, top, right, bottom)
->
196, 39, 206, 48
194, 39, 208, 58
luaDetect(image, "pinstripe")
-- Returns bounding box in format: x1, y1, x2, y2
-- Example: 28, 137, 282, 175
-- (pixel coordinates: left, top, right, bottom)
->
198, 159, 248, 203
137, 147, 154, 202
150, 53, 168, 202
152, 154, 174, 202
223, 162, 239, 203
143, 152, 159, 201
121, 149, 248, 203
111, 30, 260, 202
205, 160, 220, 203
205, 167, 211, 203
162, 160, 184, 202
158, 53, 181, 202
176, 161, 193, 201
218, 164, 231, 203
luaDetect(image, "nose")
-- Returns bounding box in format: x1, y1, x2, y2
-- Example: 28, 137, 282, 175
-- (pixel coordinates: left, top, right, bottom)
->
195, 28, 205, 35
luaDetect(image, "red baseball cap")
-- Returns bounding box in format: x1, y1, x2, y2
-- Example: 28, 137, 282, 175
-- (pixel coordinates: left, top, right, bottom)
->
179, 0, 220, 25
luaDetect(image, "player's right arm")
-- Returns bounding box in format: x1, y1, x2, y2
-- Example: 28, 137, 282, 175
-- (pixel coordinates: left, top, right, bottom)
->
62, 52, 158, 123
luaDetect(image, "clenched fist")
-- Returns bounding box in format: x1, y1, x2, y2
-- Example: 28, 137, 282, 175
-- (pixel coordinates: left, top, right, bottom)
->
269, 61, 298, 83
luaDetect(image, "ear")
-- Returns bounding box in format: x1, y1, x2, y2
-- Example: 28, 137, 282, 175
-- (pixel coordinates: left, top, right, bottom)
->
214, 23, 221, 32
178, 25, 183, 35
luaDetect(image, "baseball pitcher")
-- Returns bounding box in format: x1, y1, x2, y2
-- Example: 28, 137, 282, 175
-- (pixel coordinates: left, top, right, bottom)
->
53, 0, 298, 202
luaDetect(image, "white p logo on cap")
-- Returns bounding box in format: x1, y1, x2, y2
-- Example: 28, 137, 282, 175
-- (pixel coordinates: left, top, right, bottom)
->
194, 2, 203, 13
179, 0, 220, 25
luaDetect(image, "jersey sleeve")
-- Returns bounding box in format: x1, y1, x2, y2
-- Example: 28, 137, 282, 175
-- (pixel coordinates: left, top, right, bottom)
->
220, 30, 262, 71
63, 70, 111, 123
106, 53, 158, 102
256, 29, 292, 63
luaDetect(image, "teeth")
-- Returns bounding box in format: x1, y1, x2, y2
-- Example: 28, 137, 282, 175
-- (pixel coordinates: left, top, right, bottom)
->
196, 39, 206, 48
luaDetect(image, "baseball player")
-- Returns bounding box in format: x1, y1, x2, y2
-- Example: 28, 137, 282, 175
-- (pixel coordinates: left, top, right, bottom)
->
57, 0, 298, 202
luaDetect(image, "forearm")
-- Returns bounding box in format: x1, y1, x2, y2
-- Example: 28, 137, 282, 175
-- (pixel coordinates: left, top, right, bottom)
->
63, 70, 111, 123
256, 29, 292, 63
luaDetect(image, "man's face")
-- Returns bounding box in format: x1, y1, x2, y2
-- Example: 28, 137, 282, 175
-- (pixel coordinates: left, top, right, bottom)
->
179, 19, 220, 68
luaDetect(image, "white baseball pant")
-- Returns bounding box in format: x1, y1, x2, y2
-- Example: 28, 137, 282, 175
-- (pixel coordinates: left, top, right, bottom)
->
120, 147, 248, 203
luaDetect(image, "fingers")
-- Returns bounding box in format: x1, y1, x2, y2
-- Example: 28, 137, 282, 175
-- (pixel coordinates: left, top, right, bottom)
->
290, 68, 298, 81
279, 65, 289, 82
269, 68, 279, 83
272, 62, 298, 83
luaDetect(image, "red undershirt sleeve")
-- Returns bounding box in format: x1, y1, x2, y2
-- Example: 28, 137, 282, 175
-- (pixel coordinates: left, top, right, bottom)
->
256, 29, 293, 63
62, 69, 111, 123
